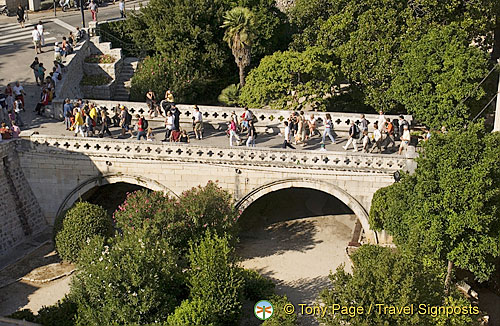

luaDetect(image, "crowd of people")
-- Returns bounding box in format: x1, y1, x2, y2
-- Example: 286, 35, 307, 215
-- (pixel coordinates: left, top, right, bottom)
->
0, 82, 25, 141
60, 91, 426, 156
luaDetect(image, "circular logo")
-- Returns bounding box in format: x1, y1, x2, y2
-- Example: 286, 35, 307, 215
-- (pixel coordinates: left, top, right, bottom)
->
254, 300, 274, 321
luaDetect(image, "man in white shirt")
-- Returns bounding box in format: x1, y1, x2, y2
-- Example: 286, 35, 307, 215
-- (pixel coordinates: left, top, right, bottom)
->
37, 21, 44, 47
193, 106, 203, 140
399, 125, 411, 155
377, 110, 386, 131
119, 0, 126, 18
162, 111, 174, 142
13, 82, 26, 110
282, 121, 295, 149
370, 122, 383, 153
31, 27, 41, 54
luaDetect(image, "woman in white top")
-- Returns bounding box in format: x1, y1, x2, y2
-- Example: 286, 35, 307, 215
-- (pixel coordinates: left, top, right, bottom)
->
163, 111, 174, 141
307, 114, 317, 139
322, 113, 335, 144
398, 125, 411, 155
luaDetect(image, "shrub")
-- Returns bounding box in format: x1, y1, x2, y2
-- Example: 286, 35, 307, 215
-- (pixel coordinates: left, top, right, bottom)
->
71, 227, 186, 325
218, 84, 240, 106
36, 297, 78, 326
262, 295, 297, 326
80, 74, 112, 86
84, 54, 116, 64
188, 231, 244, 325
114, 182, 239, 252
55, 202, 113, 262
8, 309, 36, 322
241, 268, 275, 301
166, 298, 215, 326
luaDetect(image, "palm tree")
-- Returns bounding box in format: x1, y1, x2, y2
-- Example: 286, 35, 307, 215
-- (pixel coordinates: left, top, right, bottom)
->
222, 7, 255, 87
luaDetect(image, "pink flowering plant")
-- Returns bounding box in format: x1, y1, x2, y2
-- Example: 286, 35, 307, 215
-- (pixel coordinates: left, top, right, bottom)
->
114, 181, 239, 250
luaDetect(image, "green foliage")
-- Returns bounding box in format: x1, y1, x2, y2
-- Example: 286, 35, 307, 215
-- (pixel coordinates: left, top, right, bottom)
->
389, 23, 488, 129
188, 231, 244, 325
262, 295, 297, 326
218, 84, 240, 106
80, 74, 112, 86
55, 202, 113, 262
84, 54, 116, 64
8, 297, 77, 326
71, 229, 185, 325
370, 123, 500, 282
240, 268, 275, 301
8, 309, 36, 322
36, 297, 78, 326
239, 46, 340, 110
166, 298, 215, 326
319, 245, 479, 326
114, 181, 238, 252
126, 0, 289, 103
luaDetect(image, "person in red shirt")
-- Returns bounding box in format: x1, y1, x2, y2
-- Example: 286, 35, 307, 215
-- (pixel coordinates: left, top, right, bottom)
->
35, 89, 49, 115
0, 123, 12, 139
136, 114, 147, 140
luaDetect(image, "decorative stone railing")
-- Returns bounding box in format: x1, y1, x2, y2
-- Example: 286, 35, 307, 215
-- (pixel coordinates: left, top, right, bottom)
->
49, 99, 413, 134
19, 134, 412, 173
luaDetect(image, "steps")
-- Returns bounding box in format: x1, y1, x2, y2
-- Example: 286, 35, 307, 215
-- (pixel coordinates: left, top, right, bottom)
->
113, 57, 139, 101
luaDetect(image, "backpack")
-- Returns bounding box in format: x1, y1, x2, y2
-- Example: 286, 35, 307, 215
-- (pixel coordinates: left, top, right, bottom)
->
353, 124, 360, 139
142, 118, 149, 130
125, 111, 132, 125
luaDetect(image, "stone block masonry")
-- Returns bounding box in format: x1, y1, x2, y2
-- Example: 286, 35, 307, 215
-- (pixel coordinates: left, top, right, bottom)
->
0, 141, 46, 258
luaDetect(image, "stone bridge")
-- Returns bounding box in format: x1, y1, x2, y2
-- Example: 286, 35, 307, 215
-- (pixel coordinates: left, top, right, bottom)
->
12, 132, 415, 245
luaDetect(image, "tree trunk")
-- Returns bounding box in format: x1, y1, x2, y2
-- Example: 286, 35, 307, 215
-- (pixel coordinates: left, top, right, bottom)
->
238, 64, 245, 87
444, 260, 454, 294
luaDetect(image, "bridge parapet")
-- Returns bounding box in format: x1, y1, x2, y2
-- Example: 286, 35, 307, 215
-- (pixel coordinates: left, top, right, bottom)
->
19, 134, 411, 173
50, 99, 413, 134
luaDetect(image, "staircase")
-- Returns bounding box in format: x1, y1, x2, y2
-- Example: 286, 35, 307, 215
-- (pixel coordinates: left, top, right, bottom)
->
113, 57, 139, 101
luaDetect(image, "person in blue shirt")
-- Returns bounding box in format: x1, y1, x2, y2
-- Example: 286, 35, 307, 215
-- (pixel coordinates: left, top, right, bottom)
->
63, 98, 73, 130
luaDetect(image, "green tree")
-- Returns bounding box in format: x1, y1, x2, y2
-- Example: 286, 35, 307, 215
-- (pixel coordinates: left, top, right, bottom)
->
239, 46, 340, 110
188, 231, 244, 325
370, 124, 500, 283
222, 7, 256, 86
389, 23, 489, 129
319, 245, 480, 326
71, 229, 185, 325
55, 202, 113, 263
114, 182, 238, 253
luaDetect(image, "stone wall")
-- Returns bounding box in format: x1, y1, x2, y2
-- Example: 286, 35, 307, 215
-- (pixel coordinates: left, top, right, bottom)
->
0, 141, 46, 257
16, 134, 403, 243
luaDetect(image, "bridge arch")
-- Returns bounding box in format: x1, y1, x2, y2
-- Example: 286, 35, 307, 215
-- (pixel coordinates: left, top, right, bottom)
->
56, 173, 177, 219
235, 178, 378, 244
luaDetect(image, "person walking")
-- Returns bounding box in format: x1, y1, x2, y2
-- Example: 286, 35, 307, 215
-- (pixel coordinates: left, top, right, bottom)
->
282, 121, 295, 149
37, 21, 45, 48
119, 0, 126, 18
343, 121, 360, 152
13, 82, 26, 110
63, 98, 73, 130
399, 124, 411, 155
360, 114, 368, 132
17, 5, 25, 28
246, 120, 256, 147
193, 105, 203, 140
228, 115, 241, 146
136, 115, 147, 140
90, 0, 98, 21
322, 113, 335, 144
120, 107, 134, 138
383, 117, 396, 150
163, 111, 173, 141
370, 122, 383, 153
71, 109, 85, 137
100, 111, 112, 137
32, 27, 42, 54
30, 57, 41, 85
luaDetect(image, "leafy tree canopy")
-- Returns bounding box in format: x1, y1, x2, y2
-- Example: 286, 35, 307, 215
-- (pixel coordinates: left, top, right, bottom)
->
239, 46, 340, 110
370, 124, 500, 282
319, 245, 480, 326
